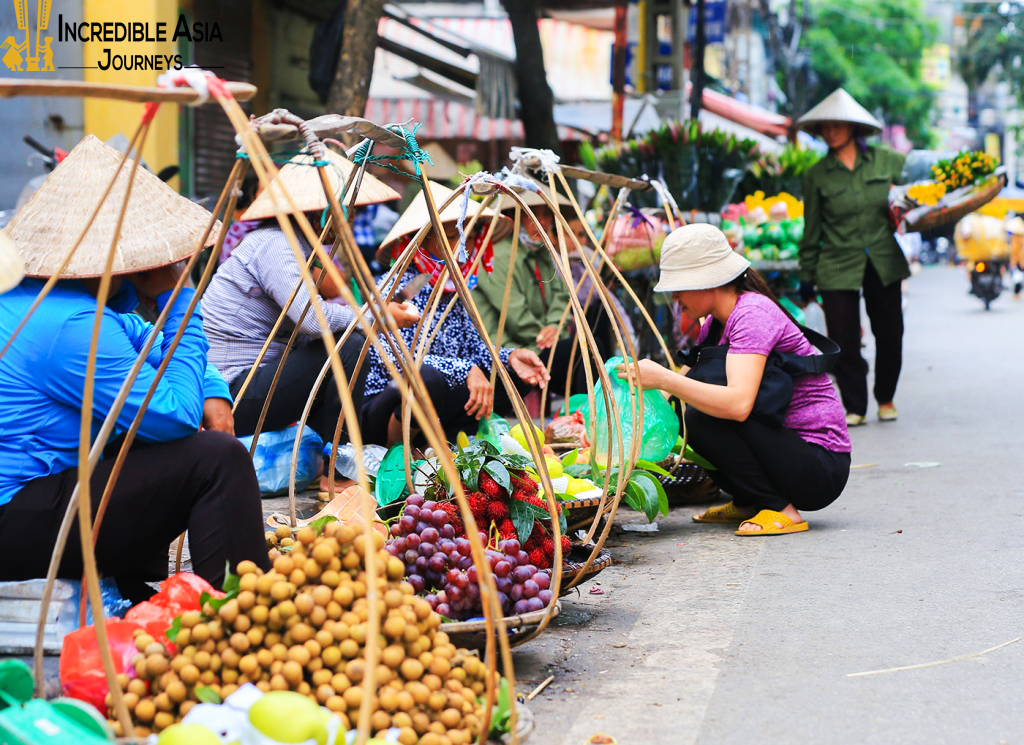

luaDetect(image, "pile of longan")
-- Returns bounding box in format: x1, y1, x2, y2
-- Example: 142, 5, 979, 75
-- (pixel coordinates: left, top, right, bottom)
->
106, 522, 498, 745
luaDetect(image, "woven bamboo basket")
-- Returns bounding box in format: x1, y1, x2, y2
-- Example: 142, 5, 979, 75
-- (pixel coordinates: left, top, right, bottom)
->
560, 543, 613, 595
440, 601, 561, 651
559, 495, 607, 533
489, 702, 535, 744
902, 172, 1007, 234
659, 461, 720, 506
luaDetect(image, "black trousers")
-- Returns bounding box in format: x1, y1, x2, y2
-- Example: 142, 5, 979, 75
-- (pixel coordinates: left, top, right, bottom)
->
231, 333, 368, 446
361, 365, 479, 447
685, 407, 850, 513
0, 431, 270, 603
819, 262, 904, 416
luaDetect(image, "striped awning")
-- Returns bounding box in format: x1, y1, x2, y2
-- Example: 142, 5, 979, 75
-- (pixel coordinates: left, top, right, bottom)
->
368, 14, 611, 142
364, 97, 581, 142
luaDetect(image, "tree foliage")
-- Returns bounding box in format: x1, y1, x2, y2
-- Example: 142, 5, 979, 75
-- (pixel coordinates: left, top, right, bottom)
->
795, 0, 938, 145
959, 2, 1024, 105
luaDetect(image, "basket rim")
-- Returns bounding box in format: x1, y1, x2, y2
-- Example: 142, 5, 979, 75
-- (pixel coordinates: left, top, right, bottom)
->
439, 599, 561, 634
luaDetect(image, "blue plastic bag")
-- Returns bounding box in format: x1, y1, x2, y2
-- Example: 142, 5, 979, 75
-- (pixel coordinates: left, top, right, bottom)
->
238, 424, 324, 496
593, 357, 677, 463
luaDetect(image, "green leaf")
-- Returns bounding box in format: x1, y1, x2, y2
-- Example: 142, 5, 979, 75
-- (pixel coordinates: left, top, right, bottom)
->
489, 678, 512, 737
165, 615, 183, 646
635, 460, 671, 478
502, 454, 534, 470
195, 686, 222, 705
508, 500, 537, 546
625, 478, 659, 522
482, 460, 511, 494
310, 515, 338, 535
561, 449, 578, 467
564, 464, 591, 479
633, 471, 669, 518
200, 567, 241, 614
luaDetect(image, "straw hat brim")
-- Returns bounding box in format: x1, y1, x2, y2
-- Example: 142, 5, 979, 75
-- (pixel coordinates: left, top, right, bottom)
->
376, 182, 512, 265
0, 231, 25, 294
4, 135, 220, 279
796, 88, 883, 137
241, 148, 400, 221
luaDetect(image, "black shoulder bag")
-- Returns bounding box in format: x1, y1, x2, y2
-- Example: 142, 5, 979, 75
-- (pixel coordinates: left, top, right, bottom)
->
680, 318, 840, 427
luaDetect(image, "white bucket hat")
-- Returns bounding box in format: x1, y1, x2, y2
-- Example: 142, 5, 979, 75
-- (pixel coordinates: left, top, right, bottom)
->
654, 223, 750, 292
796, 88, 883, 137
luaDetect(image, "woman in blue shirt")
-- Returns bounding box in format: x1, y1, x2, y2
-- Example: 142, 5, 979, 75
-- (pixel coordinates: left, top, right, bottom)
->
0, 136, 270, 600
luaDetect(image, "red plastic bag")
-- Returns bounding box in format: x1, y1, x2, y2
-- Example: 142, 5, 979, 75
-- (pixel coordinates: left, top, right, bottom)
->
153, 573, 221, 613
60, 618, 142, 714
125, 573, 221, 652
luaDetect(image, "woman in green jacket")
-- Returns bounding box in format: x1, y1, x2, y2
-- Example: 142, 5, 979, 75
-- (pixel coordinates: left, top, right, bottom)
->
797, 89, 908, 426
473, 189, 591, 404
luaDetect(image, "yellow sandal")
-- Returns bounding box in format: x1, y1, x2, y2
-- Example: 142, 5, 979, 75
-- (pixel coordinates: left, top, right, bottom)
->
735, 510, 808, 536
693, 502, 748, 524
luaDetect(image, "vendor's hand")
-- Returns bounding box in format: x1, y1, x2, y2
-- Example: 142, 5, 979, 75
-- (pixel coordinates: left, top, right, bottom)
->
799, 280, 817, 305
465, 365, 494, 420
202, 397, 235, 435
509, 348, 551, 388
535, 324, 559, 350
387, 301, 421, 329
616, 358, 668, 391
126, 262, 186, 307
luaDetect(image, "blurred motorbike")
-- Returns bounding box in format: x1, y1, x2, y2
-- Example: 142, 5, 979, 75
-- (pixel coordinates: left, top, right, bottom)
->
0, 135, 178, 228
955, 213, 1010, 310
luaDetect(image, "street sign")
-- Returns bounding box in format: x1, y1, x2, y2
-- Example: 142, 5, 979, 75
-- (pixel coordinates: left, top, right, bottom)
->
686, 0, 728, 44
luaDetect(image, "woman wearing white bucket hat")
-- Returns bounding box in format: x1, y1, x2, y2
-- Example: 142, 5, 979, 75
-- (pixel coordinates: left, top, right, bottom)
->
618, 224, 851, 535
796, 88, 908, 426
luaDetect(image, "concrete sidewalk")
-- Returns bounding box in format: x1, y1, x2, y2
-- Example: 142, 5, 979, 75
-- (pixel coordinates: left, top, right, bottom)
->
519, 265, 1024, 744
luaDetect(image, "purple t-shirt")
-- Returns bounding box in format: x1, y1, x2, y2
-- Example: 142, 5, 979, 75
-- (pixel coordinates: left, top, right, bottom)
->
695, 293, 851, 452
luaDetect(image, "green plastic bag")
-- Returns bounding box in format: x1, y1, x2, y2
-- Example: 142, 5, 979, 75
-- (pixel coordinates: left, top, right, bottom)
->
476, 414, 510, 449
593, 357, 677, 463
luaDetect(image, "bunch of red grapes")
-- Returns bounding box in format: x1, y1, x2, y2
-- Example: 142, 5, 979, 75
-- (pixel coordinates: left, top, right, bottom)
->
385, 494, 554, 620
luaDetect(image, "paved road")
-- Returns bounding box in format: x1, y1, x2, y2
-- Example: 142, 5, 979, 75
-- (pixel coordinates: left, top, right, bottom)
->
519, 265, 1024, 744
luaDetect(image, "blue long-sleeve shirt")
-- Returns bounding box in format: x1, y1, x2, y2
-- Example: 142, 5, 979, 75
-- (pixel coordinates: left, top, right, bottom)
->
0, 279, 230, 507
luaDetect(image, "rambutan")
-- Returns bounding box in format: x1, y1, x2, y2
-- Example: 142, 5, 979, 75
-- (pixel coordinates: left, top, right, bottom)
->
528, 548, 549, 569
478, 471, 504, 499
498, 520, 516, 541
560, 535, 571, 555
510, 472, 539, 497
486, 500, 509, 521
438, 502, 464, 534
467, 492, 489, 518
541, 537, 555, 558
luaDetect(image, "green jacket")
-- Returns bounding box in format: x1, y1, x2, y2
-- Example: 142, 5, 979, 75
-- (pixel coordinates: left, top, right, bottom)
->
799, 145, 910, 290
473, 237, 571, 354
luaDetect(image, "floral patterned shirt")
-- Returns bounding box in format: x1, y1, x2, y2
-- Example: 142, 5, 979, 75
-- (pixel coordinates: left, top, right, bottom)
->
364, 271, 514, 398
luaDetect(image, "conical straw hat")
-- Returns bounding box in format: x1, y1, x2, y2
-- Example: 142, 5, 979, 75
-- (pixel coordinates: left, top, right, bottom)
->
0, 231, 25, 294
796, 88, 883, 136
376, 181, 511, 263
241, 148, 400, 221
4, 135, 219, 279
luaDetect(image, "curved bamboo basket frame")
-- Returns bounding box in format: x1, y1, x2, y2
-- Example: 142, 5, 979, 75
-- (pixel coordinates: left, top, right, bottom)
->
0, 80, 537, 745
0, 69, 666, 743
